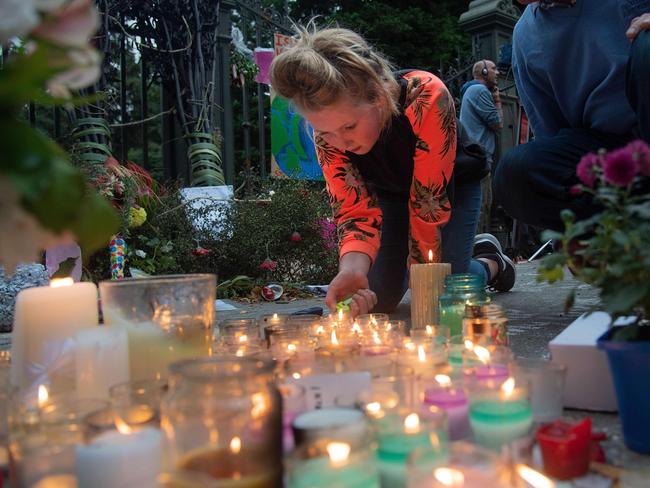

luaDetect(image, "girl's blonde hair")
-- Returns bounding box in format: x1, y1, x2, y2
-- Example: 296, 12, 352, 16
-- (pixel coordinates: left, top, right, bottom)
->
269, 22, 399, 126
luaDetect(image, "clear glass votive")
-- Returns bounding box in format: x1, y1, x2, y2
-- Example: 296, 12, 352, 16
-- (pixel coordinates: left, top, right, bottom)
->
466, 376, 533, 451
218, 317, 261, 345
347, 346, 398, 378
397, 340, 447, 376
109, 378, 168, 430
356, 313, 390, 328
411, 325, 451, 346
407, 441, 510, 488
287, 314, 323, 328
99, 274, 216, 381
288, 437, 380, 488
269, 329, 316, 363
358, 373, 417, 415
514, 358, 567, 423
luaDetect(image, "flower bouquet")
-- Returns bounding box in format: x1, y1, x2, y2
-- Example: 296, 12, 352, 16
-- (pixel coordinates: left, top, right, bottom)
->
0, 0, 118, 273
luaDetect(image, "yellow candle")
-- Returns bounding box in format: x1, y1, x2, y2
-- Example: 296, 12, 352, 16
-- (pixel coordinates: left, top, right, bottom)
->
410, 252, 450, 329
10, 279, 98, 393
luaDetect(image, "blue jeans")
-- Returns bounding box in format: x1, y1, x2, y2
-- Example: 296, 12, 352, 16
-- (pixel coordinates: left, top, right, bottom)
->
367, 181, 488, 313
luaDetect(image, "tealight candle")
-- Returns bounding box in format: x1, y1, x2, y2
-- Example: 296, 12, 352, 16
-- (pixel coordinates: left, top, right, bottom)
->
410, 252, 451, 329
468, 377, 533, 451
10, 278, 98, 393
422, 374, 471, 441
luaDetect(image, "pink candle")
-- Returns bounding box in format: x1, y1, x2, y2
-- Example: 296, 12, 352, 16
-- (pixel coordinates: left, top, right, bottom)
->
423, 387, 471, 441
473, 364, 509, 381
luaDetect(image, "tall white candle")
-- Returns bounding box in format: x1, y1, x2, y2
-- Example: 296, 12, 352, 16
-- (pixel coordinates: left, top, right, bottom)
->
75, 427, 161, 488
10, 279, 98, 394
410, 252, 450, 329
75, 327, 129, 400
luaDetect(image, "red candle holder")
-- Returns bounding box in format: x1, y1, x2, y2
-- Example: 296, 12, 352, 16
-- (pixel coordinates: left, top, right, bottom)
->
536, 418, 591, 480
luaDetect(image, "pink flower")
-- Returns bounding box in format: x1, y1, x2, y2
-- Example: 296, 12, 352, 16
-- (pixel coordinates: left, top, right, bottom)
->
32, 0, 99, 47
625, 139, 650, 177
569, 184, 582, 195
260, 258, 277, 271
576, 153, 600, 188
318, 217, 337, 250
603, 147, 639, 186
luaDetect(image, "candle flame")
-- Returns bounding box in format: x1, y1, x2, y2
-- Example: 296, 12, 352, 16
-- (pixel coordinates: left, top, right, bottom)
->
229, 436, 242, 454
434, 468, 465, 486
235, 348, 245, 357
352, 322, 362, 334
316, 325, 325, 335
373, 331, 381, 345
338, 309, 344, 322
516, 464, 555, 488
385, 322, 392, 331
251, 392, 267, 419
50, 277, 74, 288
404, 413, 420, 434
331, 329, 339, 346
425, 325, 434, 336
404, 341, 416, 351
327, 442, 351, 466
365, 401, 383, 418
474, 345, 491, 364
417, 345, 426, 363
272, 313, 278, 320
115, 416, 133, 435
370, 317, 378, 326
501, 377, 515, 397
429, 432, 442, 449
287, 343, 297, 352
292, 372, 301, 380
435, 374, 451, 387
238, 334, 248, 343
428, 249, 434, 262
464, 339, 474, 351
37, 384, 49, 407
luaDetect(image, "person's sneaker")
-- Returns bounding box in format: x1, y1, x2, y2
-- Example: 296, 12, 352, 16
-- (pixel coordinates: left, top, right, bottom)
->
473, 233, 516, 292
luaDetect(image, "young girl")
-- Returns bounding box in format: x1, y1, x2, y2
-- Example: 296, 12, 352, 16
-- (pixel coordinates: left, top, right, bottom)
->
270, 23, 514, 316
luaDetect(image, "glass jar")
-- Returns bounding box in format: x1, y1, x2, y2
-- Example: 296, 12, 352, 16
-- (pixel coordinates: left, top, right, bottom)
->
438, 274, 489, 337
462, 303, 509, 346
161, 357, 282, 486
99, 274, 216, 381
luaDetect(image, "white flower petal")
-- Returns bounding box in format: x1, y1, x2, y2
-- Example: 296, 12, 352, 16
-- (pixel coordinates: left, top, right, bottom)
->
0, 0, 38, 43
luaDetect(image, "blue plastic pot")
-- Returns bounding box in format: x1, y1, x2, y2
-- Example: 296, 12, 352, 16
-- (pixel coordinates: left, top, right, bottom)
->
597, 326, 650, 454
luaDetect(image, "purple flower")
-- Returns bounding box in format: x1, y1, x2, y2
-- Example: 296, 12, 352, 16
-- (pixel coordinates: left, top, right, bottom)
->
576, 153, 600, 188
625, 139, 650, 177
318, 217, 338, 250
602, 147, 639, 186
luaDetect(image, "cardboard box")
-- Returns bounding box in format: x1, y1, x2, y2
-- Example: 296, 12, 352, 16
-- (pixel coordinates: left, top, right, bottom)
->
549, 312, 633, 412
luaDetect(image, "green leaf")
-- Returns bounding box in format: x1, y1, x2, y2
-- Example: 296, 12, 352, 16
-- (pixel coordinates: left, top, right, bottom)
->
70, 190, 120, 256
602, 284, 649, 315
51, 257, 78, 279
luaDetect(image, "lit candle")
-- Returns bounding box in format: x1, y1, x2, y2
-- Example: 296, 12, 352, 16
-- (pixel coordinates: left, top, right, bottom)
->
75, 423, 162, 488
376, 412, 447, 488
422, 375, 471, 441
289, 441, 380, 488
463, 345, 510, 382
410, 251, 451, 329
75, 327, 129, 399
515, 464, 556, 488
468, 377, 533, 451
397, 342, 446, 376
10, 278, 98, 394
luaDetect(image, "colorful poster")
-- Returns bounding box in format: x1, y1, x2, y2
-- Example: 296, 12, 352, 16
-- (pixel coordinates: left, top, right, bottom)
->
270, 33, 322, 180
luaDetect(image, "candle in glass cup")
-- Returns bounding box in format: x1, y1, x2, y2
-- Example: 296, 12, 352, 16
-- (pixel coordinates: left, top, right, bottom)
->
397, 342, 446, 376
468, 377, 533, 451
462, 345, 512, 383
421, 374, 471, 441
410, 252, 451, 330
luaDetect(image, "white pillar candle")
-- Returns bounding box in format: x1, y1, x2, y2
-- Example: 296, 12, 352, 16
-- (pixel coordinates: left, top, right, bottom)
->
75, 327, 130, 400
10, 279, 98, 394
75, 427, 161, 488
410, 254, 450, 329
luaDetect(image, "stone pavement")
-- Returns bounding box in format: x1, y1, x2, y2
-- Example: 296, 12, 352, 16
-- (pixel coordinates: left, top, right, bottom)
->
217, 261, 650, 473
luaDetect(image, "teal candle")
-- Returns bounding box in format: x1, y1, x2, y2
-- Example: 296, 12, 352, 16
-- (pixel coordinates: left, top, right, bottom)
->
290, 450, 380, 488
469, 399, 533, 450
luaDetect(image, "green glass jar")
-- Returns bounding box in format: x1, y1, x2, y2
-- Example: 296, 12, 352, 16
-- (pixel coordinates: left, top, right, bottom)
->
438, 274, 489, 337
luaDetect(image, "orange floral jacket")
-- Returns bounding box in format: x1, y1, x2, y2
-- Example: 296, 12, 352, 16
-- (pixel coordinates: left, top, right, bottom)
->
315, 70, 457, 265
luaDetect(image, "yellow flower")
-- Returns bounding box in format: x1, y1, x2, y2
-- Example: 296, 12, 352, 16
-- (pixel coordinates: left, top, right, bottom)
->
128, 206, 147, 228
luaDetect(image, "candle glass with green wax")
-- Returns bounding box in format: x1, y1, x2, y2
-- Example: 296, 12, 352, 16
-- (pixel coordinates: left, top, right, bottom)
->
99, 274, 216, 381
288, 437, 380, 488
467, 376, 533, 451
370, 407, 448, 488
438, 274, 489, 337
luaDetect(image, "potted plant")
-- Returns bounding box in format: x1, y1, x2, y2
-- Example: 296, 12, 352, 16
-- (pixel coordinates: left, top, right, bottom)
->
539, 139, 650, 453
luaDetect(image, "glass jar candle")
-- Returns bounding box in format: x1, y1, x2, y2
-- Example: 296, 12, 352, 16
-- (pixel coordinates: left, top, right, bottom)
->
462, 303, 508, 346
438, 274, 489, 337
99, 274, 216, 381
218, 318, 261, 346
161, 357, 282, 486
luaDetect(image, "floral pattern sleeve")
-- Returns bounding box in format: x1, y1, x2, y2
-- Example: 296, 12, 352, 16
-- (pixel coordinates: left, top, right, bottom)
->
403, 71, 456, 264
315, 140, 382, 262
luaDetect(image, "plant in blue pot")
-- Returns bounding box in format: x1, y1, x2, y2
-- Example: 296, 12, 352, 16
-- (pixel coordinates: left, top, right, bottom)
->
539, 139, 650, 454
